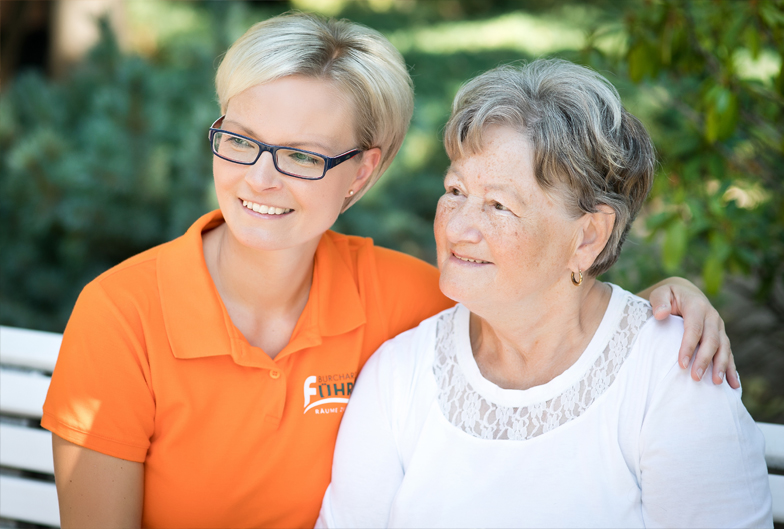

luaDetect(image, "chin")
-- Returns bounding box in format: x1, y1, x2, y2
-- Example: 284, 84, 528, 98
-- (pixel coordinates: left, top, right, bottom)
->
231, 226, 296, 252
438, 276, 472, 305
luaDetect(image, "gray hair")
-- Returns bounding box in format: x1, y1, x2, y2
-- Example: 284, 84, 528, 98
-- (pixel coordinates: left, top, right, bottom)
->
216, 12, 414, 211
444, 59, 655, 276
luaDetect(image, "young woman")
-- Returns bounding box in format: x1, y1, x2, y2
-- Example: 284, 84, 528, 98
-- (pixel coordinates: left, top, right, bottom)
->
44, 13, 737, 529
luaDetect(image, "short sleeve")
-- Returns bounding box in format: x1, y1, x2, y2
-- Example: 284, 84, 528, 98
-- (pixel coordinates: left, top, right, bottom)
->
41, 280, 155, 462
373, 247, 454, 338
636, 317, 773, 528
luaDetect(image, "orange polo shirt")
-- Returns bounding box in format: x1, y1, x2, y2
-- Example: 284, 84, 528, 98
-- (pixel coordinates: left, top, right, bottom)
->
42, 210, 453, 528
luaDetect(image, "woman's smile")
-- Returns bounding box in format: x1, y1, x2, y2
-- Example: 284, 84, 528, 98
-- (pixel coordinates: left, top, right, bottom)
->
240, 198, 293, 217
450, 251, 492, 265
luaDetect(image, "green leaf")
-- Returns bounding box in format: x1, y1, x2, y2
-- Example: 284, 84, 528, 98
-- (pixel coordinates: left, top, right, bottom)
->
704, 86, 739, 142
628, 43, 648, 83
744, 25, 761, 60
646, 211, 675, 232
709, 231, 732, 261
662, 218, 688, 272
627, 41, 658, 83
702, 255, 725, 295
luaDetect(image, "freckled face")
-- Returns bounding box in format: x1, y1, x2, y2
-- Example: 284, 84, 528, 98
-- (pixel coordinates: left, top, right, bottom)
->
434, 125, 580, 312
213, 76, 362, 252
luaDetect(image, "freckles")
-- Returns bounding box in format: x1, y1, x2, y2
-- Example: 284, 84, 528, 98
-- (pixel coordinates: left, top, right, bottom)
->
437, 196, 459, 212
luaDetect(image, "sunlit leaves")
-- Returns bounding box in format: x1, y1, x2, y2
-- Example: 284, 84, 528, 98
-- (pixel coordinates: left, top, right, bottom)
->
662, 217, 688, 272
703, 84, 739, 142
621, 0, 783, 299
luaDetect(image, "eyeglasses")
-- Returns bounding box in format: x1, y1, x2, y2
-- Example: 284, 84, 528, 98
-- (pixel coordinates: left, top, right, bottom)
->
207, 116, 362, 180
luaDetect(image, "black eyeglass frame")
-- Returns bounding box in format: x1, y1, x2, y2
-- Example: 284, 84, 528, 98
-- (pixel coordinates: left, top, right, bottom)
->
207, 116, 362, 181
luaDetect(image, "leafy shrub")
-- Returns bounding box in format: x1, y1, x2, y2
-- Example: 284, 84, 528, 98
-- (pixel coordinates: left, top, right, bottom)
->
0, 22, 218, 330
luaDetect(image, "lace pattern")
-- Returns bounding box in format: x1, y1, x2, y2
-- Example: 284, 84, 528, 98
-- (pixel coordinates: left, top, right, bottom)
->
433, 296, 653, 440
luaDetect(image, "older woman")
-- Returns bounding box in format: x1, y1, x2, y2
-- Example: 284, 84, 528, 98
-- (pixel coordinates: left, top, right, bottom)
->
318, 60, 772, 528
44, 14, 738, 529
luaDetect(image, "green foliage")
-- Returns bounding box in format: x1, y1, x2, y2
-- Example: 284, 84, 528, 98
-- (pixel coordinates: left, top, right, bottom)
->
0, 20, 219, 330
620, 0, 784, 301
1, 0, 781, 347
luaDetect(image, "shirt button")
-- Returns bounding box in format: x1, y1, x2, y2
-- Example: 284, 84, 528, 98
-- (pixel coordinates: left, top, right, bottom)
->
269, 369, 281, 379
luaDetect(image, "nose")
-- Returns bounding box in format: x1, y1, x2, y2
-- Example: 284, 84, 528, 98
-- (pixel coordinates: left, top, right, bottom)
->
245, 151, 284, 191
443, 197, 483, 245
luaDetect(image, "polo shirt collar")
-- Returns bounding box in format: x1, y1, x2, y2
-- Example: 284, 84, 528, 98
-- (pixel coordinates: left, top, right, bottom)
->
313, 231, 367, 338
157, 210, 366, 367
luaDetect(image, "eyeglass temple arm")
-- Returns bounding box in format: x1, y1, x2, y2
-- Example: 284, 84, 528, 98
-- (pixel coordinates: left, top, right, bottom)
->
208, 115, 226, 141
327, 150, 361, 169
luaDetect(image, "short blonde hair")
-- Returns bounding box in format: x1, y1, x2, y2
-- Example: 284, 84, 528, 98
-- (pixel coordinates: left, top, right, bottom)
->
444, 59, 655, 276
215, 12, 414, 210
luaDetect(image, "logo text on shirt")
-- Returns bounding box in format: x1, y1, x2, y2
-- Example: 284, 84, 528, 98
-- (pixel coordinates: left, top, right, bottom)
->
303, 372, 355, 414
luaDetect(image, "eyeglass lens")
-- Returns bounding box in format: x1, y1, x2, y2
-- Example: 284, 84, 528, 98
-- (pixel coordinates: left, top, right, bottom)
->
211, 132, 326, 179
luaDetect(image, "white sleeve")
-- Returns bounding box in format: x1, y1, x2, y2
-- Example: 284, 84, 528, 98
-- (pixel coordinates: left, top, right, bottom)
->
637, 318, 772, 528
316, 340, 406, 529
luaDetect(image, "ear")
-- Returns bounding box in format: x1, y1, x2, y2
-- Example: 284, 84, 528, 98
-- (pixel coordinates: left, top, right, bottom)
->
572, 204, 616, 271
350, 147, 382, 192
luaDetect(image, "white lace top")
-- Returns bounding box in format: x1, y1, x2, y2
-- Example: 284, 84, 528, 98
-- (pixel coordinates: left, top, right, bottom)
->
318, 285, 771, 529
434, 291, 652, 441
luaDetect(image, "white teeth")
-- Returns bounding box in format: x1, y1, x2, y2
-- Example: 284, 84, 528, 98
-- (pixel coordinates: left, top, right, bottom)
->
456, 255, 488, 264
242, 200, 292, 215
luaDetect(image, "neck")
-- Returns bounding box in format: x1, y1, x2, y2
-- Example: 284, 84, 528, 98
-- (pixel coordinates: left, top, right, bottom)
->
469, 279, 612, 390
202, 223, 319, 356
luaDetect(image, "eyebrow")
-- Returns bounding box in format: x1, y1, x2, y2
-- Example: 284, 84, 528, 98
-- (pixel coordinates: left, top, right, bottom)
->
221, 119, 336, 154
446, 166, 526, 203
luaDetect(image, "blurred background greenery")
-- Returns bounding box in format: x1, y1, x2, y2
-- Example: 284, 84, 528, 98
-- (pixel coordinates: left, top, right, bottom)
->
0, 0, 782, 422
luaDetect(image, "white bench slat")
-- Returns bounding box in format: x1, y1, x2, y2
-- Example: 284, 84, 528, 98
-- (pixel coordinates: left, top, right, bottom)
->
0, 474, 60, 526
0, 326, 61, 372
0, 423, 54, 474
0, 368, 51, 418
771, 474, 784, 523
759, 422, 784, 470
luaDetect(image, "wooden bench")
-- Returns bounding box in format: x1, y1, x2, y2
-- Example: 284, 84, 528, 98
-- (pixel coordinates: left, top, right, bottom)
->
1, 325, 783, 527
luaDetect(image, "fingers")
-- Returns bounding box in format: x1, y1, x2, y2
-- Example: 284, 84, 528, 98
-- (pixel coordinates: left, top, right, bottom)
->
690, 313, 732, 385
709, 322, 732, 385
649, 286, 674, 321
726, 351, 740, 390
691, 331, 718, 382
678, 318, 703, 371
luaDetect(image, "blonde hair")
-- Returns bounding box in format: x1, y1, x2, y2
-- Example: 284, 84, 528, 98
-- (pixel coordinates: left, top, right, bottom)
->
215, 12, 414, 210
444, 59, 655, 276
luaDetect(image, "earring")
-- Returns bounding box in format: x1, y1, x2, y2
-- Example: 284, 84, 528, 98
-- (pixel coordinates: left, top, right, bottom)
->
348, 190, 355, 196
571, 268, 583, 286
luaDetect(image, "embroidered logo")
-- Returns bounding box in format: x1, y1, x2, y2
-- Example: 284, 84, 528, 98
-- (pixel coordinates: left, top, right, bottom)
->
303, 372, 355, 414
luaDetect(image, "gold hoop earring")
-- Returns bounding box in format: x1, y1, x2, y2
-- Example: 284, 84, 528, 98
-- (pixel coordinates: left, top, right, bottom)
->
571, 268, 583, 286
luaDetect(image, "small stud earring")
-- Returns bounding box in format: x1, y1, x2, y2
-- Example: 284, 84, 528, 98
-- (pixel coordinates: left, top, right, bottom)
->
348, 190, 355, 196
571, 268, 583, 286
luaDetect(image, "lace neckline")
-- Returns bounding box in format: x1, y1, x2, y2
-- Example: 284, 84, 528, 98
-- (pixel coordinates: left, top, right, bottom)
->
433, 285, 653, 440
453, 284, 625, 408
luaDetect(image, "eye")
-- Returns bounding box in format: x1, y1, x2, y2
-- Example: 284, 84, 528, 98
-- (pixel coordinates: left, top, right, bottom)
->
449, 187, 462, 196
287, 151, 320, 166
493, 201, 509, 211
228, 136, 253, 149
